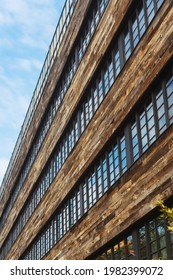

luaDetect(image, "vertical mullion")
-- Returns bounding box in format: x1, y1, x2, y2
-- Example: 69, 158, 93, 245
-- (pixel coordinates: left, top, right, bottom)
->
69, 197, 73, 228
136, 113, 143, 157
145, 223, 151, 259
79, 184, 84, 217
153, 0, 158, 14
144, 104, 150, 148
124, 124, 133, 168
105, 151, 110, 190
118, 34, 125, 69
128, 18, 134, 54
155, 218, 161, 258
100, 70, 104, 102
117, 136, 122, 177
61, 208, 64, 237
101, 158, 104, 193
82, 102, 86, 132
136, 5, 141, 41
165, 219, 172, 259
74, 191, 77, 222
132, 229, 140, 259
77, 109, 81, 138
152, 90, 160, 138
92, 86, 95, 118
111, 50, 116, 86
66, 132, 69, 159
162, 80, 170, 128
103, 62, 108, 96
143, 0, 149, 27
94, 165, 99, 201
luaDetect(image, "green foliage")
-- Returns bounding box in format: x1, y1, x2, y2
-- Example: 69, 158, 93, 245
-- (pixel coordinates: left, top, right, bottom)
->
157, 200, 173, 232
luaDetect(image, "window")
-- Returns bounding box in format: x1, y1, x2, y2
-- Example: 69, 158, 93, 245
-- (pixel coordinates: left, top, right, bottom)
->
88, 94, 93, 121
45, 227, 50, 253
113, 143, 120, 181
70, 193, 77, 226
41, 233, 45, 258
83, 182, 88, 213
156, 0, 164, 9
102, 157, 108, 192
63, 204, 69, 235
146, 100, 156, 144
156, 89, 167, 134
131, 119, 140, 161
57, 212, 63, 240
120, 135, 127, 174
61, 142, 65, 164
77, 189, 81, 219
64, 137, 68, 160
104, 67, 109, 94
108, 149, 115, 186
85, 99, 89, 126
139, 217, 169, 259
124, 27, 132, 61
140, 109, 148, 152
98, 76, 104, 104
146, 0, 155, 24
132, 13, 140, 48
80, 105, 85, 134
93, 84, 99, 112
166, 75, 173, 124
53, 217, 57, 244
138, 3, 146, 37
114, 46, 121, 77
88, 171, 97, 208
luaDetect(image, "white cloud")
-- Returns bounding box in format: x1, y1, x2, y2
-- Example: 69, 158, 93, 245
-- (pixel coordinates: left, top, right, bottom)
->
0, 0, 59, 41
0, 158, 10, 187
15, 58, 43, 72
0, 84, 30, 129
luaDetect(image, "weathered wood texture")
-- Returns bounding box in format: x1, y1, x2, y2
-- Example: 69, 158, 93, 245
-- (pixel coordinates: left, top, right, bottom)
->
0, 0, 92, 216
1, 0, 173, 259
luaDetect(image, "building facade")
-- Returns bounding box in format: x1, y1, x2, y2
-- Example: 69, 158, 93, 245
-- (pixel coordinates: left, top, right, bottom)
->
0, 0, 173, 260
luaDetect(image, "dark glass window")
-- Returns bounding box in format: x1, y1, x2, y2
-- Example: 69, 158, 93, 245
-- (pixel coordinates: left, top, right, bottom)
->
83, 182, 88, 213
139, 217, 169, 259
114, 46, 121, 76
131, 119, 140, 161
156, 89, 167, 134
120, 135, 127, 174
102, 158, 108, 192
138, 3, 146, 37
124, 27, 132, 61
146, 0, 155, 24
166, 75, 173, 124
97, 163, 103, 198
132, 13, 140, 48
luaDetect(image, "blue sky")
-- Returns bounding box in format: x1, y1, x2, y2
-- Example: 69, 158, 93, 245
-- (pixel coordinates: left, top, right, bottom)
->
0, 0, 65, 186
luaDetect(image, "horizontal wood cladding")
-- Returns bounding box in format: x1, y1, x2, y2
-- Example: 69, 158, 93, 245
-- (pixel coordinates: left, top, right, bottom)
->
0, 0, 132, 246
3, 1, 173, 259
0, 0, 92, 216
45, 126, 173, 259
